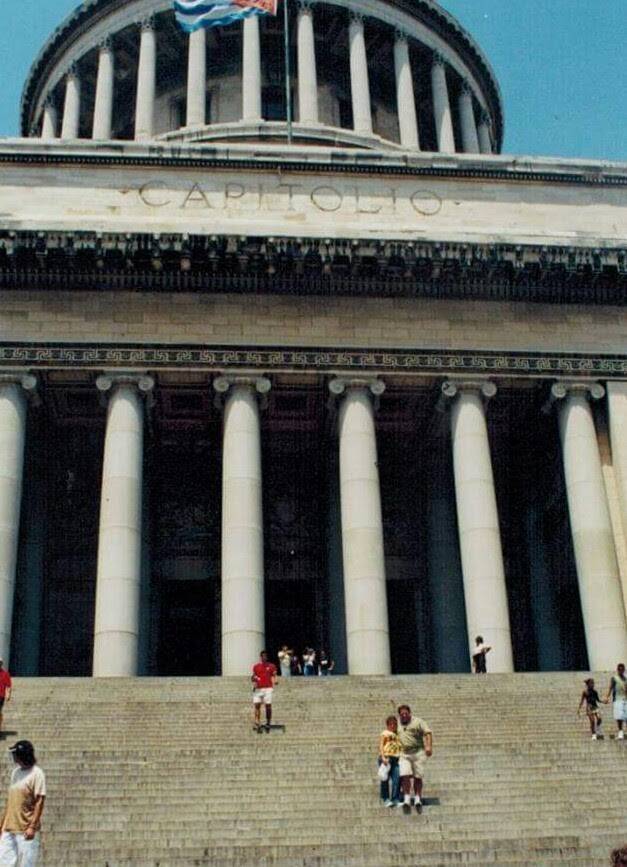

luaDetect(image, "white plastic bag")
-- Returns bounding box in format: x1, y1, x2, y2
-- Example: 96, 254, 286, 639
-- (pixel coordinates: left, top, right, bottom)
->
377, 762, 390, 782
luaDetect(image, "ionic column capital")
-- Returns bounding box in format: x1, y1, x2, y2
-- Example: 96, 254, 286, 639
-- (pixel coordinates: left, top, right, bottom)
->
328, 376, 386, 398
478, 108, 491, 127
441, 379, 497, 401
432, 51, 447, 68
297, 0, 315, 13
0, 371, 38, 394
213, 374, 271, 395
550, 380, 605, 402
96, 372, 155, 405
349, 11, 365, 25
43, 95, 56, 111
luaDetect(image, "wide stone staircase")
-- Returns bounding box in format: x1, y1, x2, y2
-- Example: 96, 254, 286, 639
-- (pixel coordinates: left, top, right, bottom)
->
4, 673, 626, 866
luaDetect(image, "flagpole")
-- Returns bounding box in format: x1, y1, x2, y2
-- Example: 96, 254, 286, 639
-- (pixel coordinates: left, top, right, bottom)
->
283, 0, 293, 144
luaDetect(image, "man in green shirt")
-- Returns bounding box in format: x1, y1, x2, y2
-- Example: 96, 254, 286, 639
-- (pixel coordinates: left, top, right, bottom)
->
397, 704, 433, 815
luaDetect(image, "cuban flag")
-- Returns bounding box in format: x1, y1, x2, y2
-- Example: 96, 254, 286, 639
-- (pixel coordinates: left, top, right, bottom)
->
174, 0, 277, 32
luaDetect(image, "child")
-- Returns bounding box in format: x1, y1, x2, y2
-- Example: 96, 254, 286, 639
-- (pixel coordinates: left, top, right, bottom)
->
577, 677, 606, 739
378, 715, 401, 807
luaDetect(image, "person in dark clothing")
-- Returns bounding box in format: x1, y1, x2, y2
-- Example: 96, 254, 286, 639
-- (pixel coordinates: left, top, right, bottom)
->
472, 636, 491, 673
577, 677, 607, 739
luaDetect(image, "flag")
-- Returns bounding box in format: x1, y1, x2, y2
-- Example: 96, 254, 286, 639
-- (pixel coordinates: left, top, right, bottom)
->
174, 0, 277, 32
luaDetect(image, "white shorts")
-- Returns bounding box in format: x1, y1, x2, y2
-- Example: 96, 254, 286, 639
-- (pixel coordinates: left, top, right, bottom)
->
399, 750, 427, 779
613, 699, 627, 721
253, 687, 273, 705
0, 831, 40, 867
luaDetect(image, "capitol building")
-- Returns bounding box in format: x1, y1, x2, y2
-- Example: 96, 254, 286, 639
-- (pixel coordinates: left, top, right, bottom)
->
0, 0, 626, 680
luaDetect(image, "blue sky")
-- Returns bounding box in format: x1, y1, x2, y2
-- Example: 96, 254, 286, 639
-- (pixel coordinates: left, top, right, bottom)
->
0, 0, 625, 160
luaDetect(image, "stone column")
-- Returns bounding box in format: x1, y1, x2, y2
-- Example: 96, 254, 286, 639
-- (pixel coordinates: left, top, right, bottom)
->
242, 16, 262, 122
93, 38, 115, 140
186, 28, 207, 127
552, 381, 627, 669
0, 373, 37, 665
348, 13, 372, 136
93, 373, 154, 677
135, 17, 157, 141
458, 82, 479, 154
297, 1, 319, 125
329, 377, 390, 674
41, 99, 58, 140
431, 53, 455, 154
393, 32, 419, 149
61, 66, 81, 140
214, 375, 270, 675
477, 109, 493, 154
443, 380, 514, 672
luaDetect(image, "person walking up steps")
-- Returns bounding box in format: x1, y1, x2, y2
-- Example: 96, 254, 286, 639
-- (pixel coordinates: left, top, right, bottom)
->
397, 705, 432, 815
252, 651, 277, 732
605, 663, 627, 740
0, 741, 46, 867
578, 678, 607, 739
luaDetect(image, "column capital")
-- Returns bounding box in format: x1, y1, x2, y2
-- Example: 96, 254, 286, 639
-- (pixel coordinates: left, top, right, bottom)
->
66, 62, 80, 81
441, 379, 497, 401
460, 80, 473, 98
0, 371, 38, 393
550, 380, 605, 402
297, 0, 315, 12
44, 94, 57, 110
349, 10, 365, 25
432, 51, 447, 68
213, 374, 271, 395
98, 36, 113, 53
96, 372, 155, 401
478, 108, 491, 127
328, 376, 385, 397
394, 27, 409, 44
139, 14, 156, 32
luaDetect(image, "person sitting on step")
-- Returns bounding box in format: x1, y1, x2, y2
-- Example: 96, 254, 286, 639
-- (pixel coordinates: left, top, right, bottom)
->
605, 663, 627, 741
397, 704, 432, 815
577, 678, 607, 739
378, 715, 401, 807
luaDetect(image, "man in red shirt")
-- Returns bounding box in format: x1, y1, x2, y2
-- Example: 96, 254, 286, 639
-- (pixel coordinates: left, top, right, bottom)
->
0, 659, 12, 734
251, 651, 277, 732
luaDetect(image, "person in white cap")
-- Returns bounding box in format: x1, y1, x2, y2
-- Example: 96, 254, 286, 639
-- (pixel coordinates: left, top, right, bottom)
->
0, 740, 46, 866
0, 660, 12, 735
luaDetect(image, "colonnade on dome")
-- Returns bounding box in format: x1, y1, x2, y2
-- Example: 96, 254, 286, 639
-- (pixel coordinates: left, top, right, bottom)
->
23, 0, 501, 153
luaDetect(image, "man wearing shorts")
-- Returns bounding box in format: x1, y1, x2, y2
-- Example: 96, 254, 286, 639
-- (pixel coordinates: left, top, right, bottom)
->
251, 651, 277, 732
0, 740, 46, 867
397, 704, 432, 815
605, 662, 627, 740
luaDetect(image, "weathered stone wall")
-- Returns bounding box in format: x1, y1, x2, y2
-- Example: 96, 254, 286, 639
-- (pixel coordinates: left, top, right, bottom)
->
1, 291, 626, 353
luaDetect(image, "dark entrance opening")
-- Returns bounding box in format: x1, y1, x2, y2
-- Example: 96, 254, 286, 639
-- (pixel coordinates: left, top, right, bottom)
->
262, 387, 328, 662
150, 391, 221, 676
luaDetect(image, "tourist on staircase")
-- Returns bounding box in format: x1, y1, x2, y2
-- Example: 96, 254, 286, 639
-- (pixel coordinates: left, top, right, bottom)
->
472, 636, 492, 673
0, 660, 11, 735
397, 705, 432, 815
605, 663, 627, 740
577, 678, 607, 739
251, 651, 277, 732
278, 645, 293, 678
0, 740, 45, 867
317, 650, 334, 676
302, 648, 316, 676
378, 715, 401, 807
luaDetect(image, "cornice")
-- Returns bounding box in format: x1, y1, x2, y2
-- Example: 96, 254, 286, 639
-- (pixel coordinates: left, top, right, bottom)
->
1, 343, 626, 379
0, 145, 625, 187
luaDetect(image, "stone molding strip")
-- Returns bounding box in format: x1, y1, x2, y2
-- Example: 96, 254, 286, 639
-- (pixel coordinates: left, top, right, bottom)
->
2, 343, 627, 379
